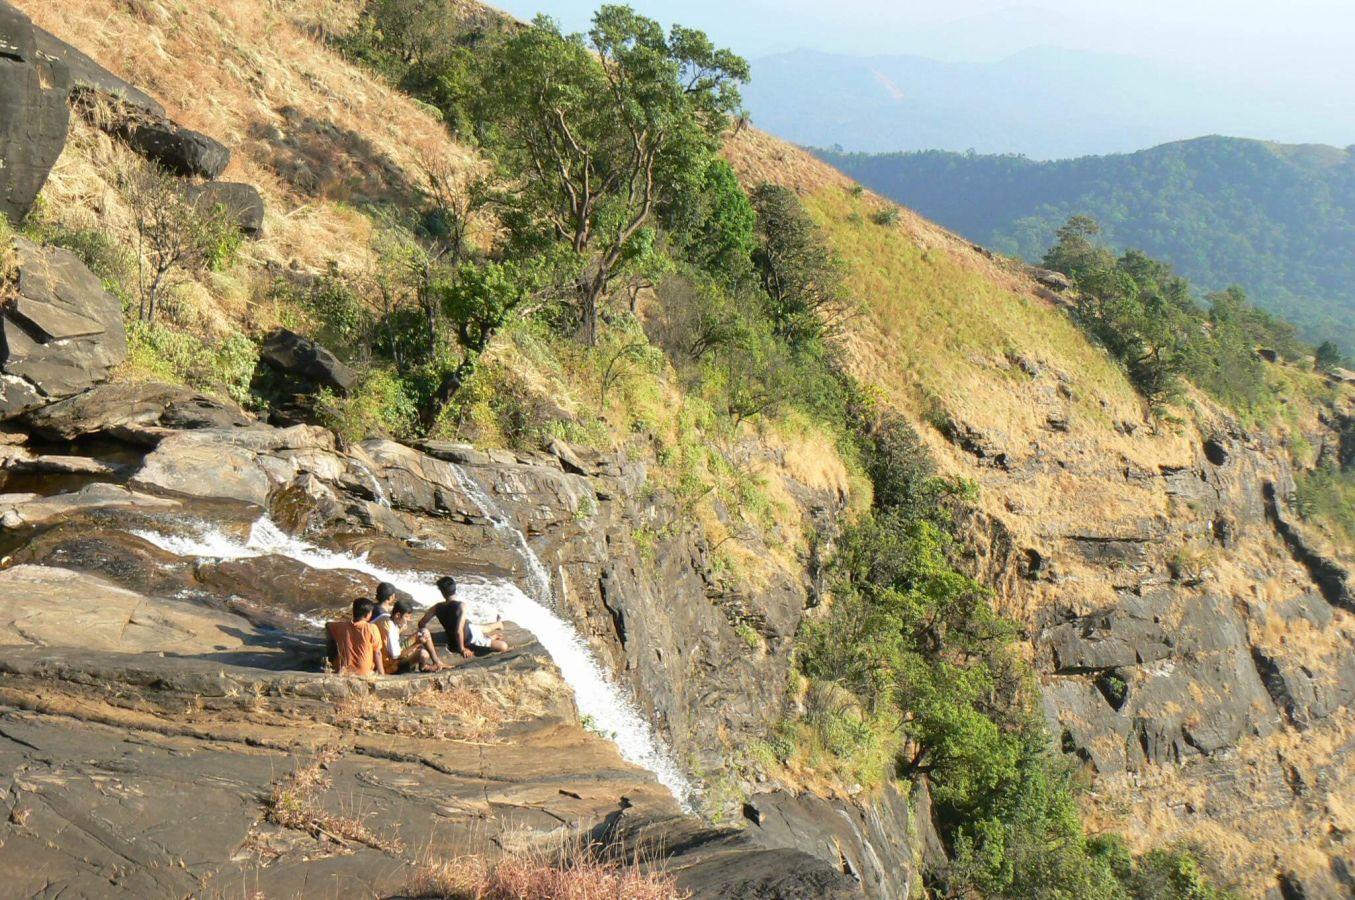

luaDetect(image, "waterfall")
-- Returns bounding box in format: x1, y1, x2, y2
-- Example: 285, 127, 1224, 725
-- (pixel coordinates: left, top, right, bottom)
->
445, 463, 553, 604
348, 460, 391, 509
132, 518, 693, 807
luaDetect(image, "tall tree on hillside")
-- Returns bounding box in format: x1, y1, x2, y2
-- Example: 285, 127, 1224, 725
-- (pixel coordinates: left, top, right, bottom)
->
1316, 340, 1344, 373
749, 183, 846, 348
481, 6, 748, 345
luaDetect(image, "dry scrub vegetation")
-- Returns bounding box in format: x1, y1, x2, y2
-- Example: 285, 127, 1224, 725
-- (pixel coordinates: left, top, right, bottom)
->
403, 840, 685, 900
18, 0, 487, 334
266, 746, 405, 852
334, 674, 567, 743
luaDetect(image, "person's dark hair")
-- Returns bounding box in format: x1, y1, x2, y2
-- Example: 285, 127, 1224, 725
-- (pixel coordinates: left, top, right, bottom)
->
392, 598, 413, 617
376, 582, 397, 604
436, 575, 457, 598
352, 597, 376, 621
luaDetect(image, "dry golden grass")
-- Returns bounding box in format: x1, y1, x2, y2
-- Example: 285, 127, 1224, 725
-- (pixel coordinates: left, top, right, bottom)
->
19, 0, 486, 280
403, 841, 686, 900
266, 746, 405, 853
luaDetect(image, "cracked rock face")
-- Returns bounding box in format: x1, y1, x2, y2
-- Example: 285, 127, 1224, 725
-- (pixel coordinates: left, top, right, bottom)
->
0, 1, 71, 225
1, 239, 127, 419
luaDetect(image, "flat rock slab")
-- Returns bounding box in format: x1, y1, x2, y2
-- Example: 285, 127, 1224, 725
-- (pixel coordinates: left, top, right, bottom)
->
0, 564, 247, 655
0, 482, 178, 528
1, 240, 127, 417
24, 379, 252, 441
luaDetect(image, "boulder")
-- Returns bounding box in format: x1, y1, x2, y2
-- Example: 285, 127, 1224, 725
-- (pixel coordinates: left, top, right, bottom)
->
0, 483, 178, 529
258, 328, 355, 395
185, 182, 265, 238
24, 380, 251, 441
0, 2, 71, 224
1029, 266, 1073, 292
79, 89, 229, 179
132, 432, 274, 506
0, 239, 127, 418
30, 23, 164, 116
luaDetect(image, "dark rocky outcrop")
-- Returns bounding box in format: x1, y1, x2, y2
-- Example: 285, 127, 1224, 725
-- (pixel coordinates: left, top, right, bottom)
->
1265, 481, 1354, 611
257, 327, 356, 398
186, 181, 265, 238
0, 2, 71, 224
79, 90, 230, 179
24, 380, 251, 441
739, 783, 932, 898
1, 239, 127, 418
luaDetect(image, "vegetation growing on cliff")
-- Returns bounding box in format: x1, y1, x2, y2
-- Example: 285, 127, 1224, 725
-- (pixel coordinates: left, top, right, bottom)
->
1042, 215, 1307, 417
818, 138, 1355, 356
15, 0, 1300, 893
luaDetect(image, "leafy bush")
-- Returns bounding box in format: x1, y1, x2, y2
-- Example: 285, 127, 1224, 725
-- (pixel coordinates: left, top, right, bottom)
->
1044, 215, 1302, 415
316, 368, 420, 442
1296, 464, 1355, 546
126, 320, 258, 404
1316, 340, 1345, 372
122, 164, 241, 321
750, 183, 848, 349
663, 158, 757, 287
870, 207, 900, 226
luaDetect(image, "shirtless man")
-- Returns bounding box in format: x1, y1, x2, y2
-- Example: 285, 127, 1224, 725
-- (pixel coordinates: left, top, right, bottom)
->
416, 576, 509, 659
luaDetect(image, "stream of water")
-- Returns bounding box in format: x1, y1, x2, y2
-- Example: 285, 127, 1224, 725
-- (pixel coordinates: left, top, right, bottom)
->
131, 518, 693, 807
445, 463, 554, 603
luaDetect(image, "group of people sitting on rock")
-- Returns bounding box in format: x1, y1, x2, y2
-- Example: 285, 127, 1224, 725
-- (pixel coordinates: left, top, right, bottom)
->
325, 576, 509, 676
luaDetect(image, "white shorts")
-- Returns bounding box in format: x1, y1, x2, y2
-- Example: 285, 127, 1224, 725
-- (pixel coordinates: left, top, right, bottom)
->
466, 623, 492, 649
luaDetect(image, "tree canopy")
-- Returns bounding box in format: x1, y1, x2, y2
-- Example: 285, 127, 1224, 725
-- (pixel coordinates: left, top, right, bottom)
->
480, 6, 747, 343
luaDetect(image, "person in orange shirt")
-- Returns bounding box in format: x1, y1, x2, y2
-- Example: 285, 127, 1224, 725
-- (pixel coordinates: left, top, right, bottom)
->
326, 598, 384, 676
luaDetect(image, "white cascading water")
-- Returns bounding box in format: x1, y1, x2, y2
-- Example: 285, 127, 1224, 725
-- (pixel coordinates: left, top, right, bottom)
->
348, 460, 392, 509
131, 518, 694, 807
446, 463, 553, 603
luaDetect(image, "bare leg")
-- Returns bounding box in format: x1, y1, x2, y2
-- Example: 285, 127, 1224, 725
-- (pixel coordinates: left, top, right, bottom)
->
488, 638, 509, 653
417, 630, 444, 670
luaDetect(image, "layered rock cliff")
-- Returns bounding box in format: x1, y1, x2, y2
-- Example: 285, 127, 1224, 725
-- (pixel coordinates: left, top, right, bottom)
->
2, 0, 1353, 896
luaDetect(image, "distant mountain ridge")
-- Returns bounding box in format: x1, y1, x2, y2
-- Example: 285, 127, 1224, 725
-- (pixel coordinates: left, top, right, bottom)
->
745, 48, 1355, 160
819, 136, 1355, 353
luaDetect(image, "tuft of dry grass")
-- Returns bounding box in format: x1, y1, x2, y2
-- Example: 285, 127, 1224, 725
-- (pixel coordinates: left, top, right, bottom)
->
266, 746, 404, 853
402, 841, 687, 900
334, 674, 566, 743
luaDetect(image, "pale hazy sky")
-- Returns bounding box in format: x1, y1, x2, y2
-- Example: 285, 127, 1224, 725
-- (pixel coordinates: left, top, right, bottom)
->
495, 0, 1354, 90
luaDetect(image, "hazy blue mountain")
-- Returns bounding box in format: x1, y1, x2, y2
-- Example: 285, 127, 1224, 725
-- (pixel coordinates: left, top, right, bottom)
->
818, 137, 1355, 353
746, 48, 1355, 159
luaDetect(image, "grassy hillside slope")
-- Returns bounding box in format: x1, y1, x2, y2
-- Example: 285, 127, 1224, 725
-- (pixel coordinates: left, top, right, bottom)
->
14, 1, 1354, 892
728, 127, 1355, 893
819, 137, 1355, 354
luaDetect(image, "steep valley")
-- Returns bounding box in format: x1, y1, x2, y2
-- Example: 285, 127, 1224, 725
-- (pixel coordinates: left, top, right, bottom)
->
1, 0, 1353, 897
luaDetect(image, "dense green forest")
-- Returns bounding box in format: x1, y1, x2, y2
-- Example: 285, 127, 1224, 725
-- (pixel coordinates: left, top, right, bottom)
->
818, 137, 1355, 355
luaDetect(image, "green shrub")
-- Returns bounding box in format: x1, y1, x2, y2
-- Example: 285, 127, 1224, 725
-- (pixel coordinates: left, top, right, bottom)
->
1296, 464, 1355, 545
870, 207, 900, 226
126, 320, 258, 404
316, 368, 420, 442
1316, 340, 1345, 372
